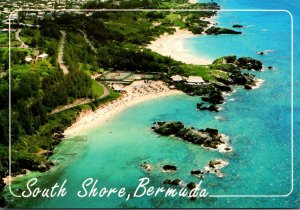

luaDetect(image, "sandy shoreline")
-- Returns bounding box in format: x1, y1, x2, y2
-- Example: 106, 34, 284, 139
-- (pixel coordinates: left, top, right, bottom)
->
64, 81, 183, 137
147, 15, 215, 65
147, 28, 211, 65
188, 0, 198, 3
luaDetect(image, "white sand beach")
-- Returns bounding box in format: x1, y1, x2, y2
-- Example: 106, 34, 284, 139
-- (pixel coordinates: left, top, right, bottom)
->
64, 81, 183, 137
147, 28, 211, 65
147, 15, 216, 66
3, 171, 28, 185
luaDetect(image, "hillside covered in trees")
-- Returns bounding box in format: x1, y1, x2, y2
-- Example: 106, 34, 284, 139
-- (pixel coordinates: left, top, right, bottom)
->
0, 0, 242, 206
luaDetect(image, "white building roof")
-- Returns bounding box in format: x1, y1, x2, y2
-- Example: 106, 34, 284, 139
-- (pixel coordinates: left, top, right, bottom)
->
1, 28, 17, 32
112, 84, 123, 91
38, 53, 48, 58
25, 56, 33, 62
186, 76, 204, 83
171, 75, 183, 82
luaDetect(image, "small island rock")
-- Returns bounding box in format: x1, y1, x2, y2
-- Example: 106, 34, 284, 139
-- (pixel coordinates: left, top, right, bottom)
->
163, 165, 177, 172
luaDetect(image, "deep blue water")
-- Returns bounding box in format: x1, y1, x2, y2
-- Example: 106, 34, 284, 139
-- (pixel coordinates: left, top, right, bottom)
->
5, 0, 300, 208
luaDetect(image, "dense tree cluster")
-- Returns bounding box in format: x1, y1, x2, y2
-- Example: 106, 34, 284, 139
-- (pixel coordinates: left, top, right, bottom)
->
0, 63, 97, 149
96, 44, 183, 73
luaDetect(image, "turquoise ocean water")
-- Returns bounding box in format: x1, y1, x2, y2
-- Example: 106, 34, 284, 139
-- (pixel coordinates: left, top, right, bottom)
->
6, 0, 300, 208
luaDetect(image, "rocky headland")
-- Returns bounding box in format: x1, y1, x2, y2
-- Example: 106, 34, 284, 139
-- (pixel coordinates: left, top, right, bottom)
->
152, 121, 232, 152
169, 56, 264, 112
205, 27, 242, 35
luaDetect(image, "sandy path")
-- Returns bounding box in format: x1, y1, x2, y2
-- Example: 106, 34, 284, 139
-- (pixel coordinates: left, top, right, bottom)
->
15, 28, 29, 49
58, 30, 69, 75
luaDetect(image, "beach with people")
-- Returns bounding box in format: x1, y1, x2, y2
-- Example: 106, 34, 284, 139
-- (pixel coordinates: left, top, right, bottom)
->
64, 81, 183, 137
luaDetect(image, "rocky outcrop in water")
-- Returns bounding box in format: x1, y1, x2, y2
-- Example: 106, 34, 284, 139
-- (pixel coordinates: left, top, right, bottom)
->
191, 159, 228, 179
236, 57, 263, 71
232, 24, 244, 28
141, 162, 152, 171
163, 179, 182, 185
205, 159, 228, 177
152, 121, 232, 152
212, 56, 263, 71
229, 72, 256, 86
201, 89, 224, 104
197, 103, 219, 112
163, 165, 177, 172
205, 27, 242, 35
186, 182, 197, 189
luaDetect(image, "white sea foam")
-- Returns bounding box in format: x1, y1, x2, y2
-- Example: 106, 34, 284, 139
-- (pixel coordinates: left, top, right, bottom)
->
204, 159, 229, 178
252, 78, 265, 89
214, 116, 224, 121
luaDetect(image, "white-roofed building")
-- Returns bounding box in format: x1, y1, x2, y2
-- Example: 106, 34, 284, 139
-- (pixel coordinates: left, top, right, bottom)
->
25, 56, 33, 63
112, 84, 123, 92
171, 75, 183, 82
38, 53, 48, 60
186, 76, 204, 85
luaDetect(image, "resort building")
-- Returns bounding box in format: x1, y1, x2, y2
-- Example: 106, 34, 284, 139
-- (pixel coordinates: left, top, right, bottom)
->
171, 75, 183, 82
25, 56, 33, 63
186, 76, 204, 85
112, 84, 124, 92
37, 53, 48, 60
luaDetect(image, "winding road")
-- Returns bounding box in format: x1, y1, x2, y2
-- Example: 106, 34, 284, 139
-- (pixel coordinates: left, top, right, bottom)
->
49, 30, 110, 115
78, 29, 97, 53
49, 83, 110, 115
58, 30, 69, 75
15, 28, 29, 48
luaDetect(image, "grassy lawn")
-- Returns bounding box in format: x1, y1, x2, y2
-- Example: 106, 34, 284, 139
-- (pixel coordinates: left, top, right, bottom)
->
107, 13, 153, 36
0, 33, 20, 47
181, 64, 229, 81
19, 35, 31, 45
91, 80, 104, 98
165, 13, 186, 28
0, 33, 7, 44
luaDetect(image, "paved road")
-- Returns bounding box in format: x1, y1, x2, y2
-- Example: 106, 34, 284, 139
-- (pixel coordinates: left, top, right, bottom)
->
78, 29, 97, 53
58, 30, 69, 75
49, 30, 109, 115
49, 83, 110, 115
15, 29, 29, 49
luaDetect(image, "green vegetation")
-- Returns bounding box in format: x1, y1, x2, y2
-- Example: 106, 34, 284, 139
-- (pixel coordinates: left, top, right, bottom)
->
179, 64, 226, 81
63, 30, 100, 74
0, 47, 110, 185
0, 2, 241, 206
91, 80, 104, 98
0, 32, 20, 47
211, 55, 263, 71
